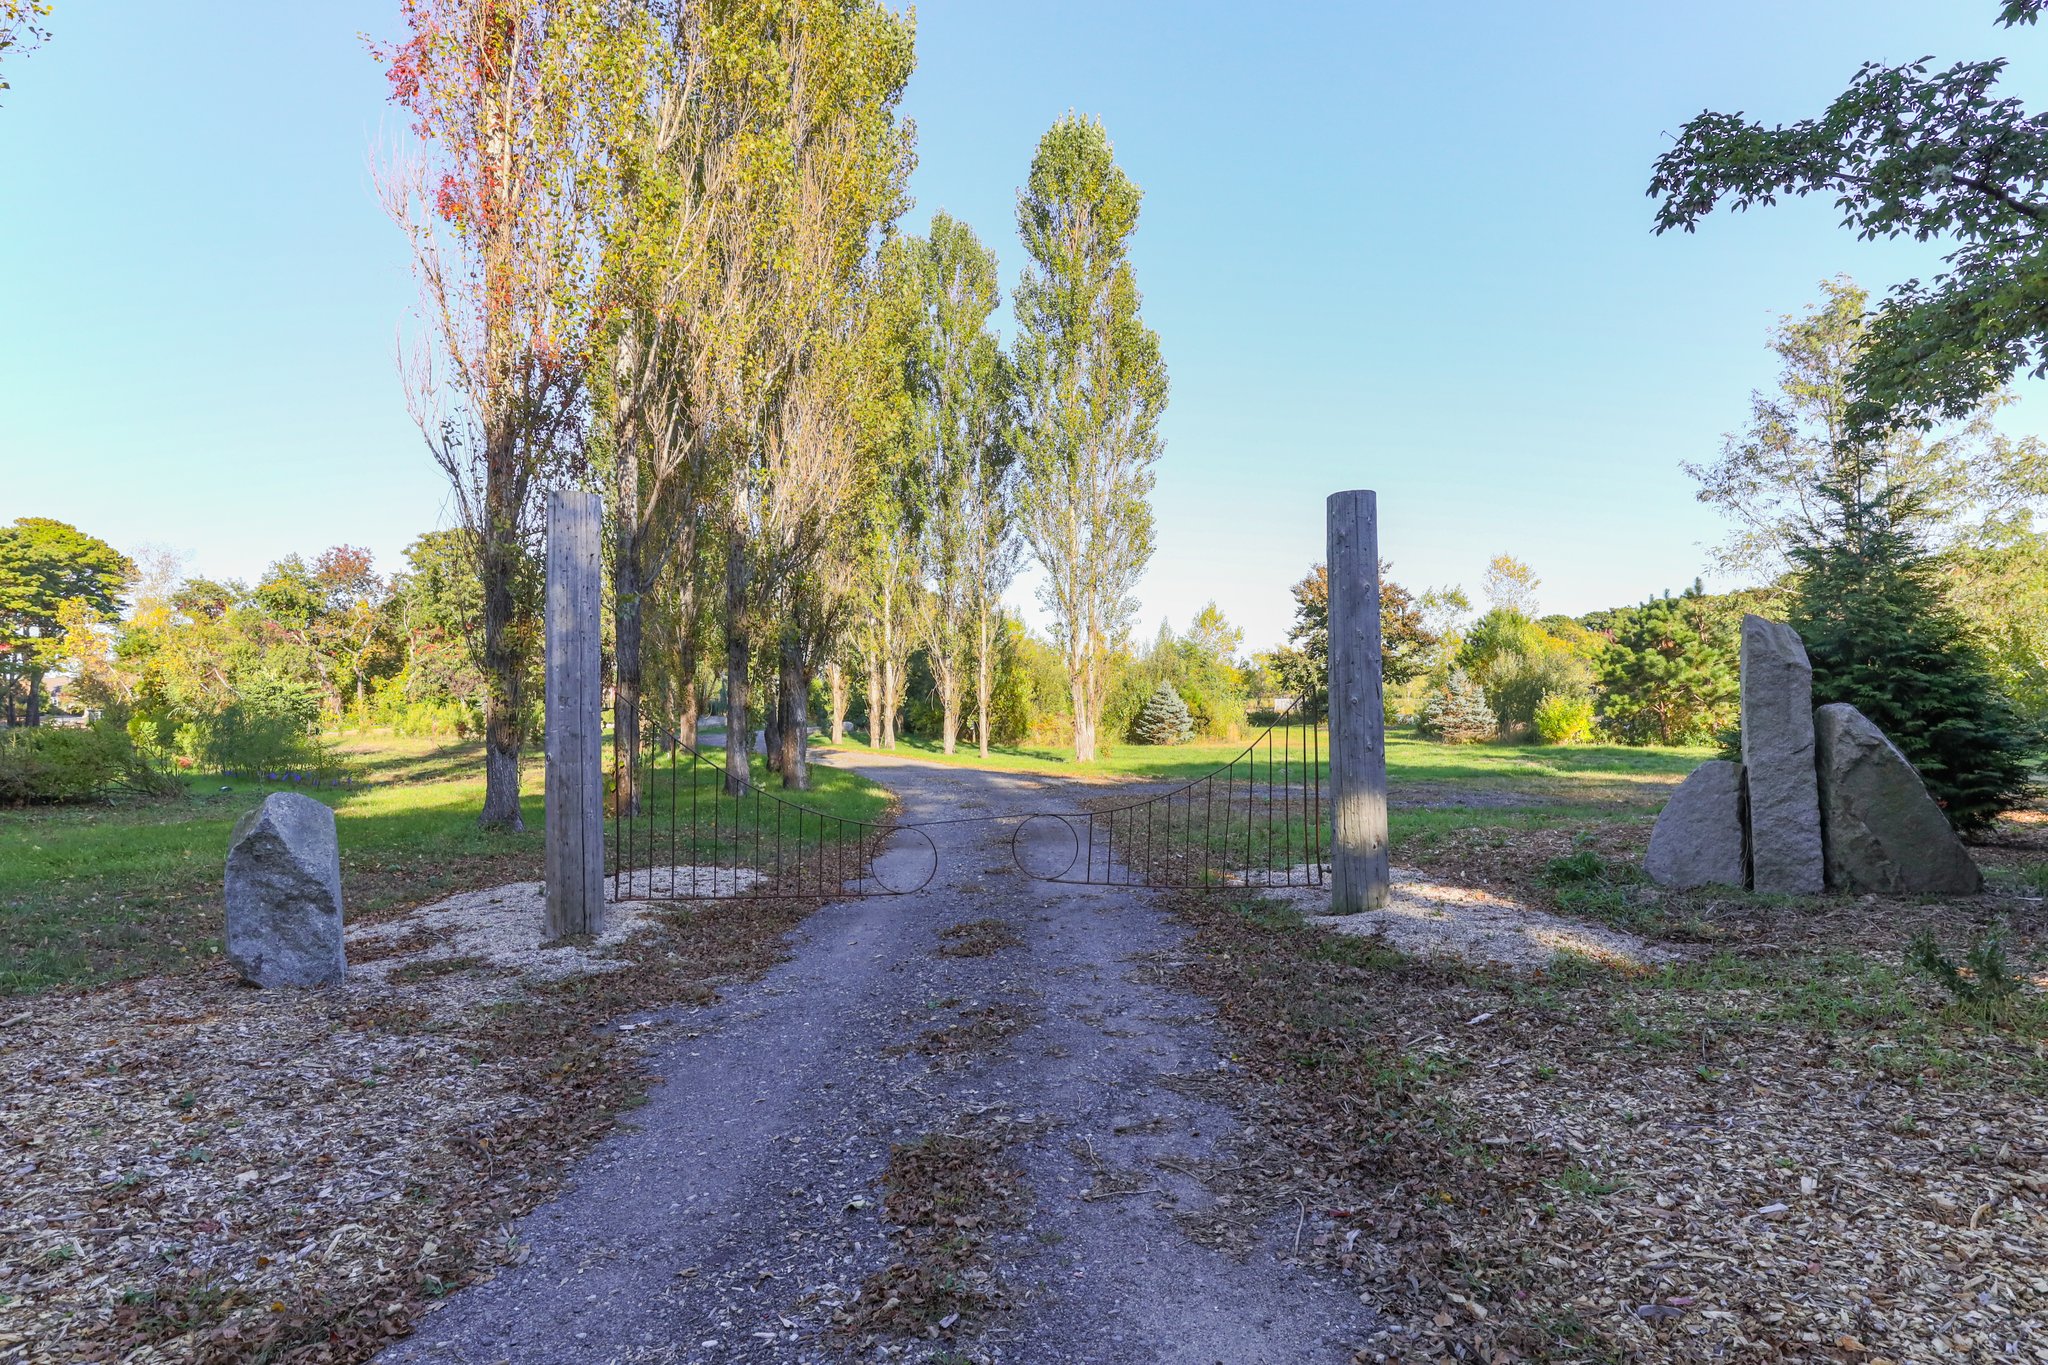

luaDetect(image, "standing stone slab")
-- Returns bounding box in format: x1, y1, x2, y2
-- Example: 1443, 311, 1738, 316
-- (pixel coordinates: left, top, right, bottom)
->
225, 792, 345, 987
1740, 615, 1825, 895
1814, 703, 1982, 895
1644, 760, 1747, 889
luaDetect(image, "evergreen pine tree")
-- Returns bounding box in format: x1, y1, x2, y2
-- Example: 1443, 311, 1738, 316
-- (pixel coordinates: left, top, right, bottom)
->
1595, 583, 1741, 745
1131, 681, 1195, 745
1790, 479, 2036, 833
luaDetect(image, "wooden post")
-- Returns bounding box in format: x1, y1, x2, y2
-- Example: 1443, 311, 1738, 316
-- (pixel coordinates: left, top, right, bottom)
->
545, 489, 604, 938
1327, 490, 1390, 912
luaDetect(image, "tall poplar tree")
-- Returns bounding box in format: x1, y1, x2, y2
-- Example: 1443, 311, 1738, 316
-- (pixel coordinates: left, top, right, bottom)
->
1012, 115, 1167, 763
896, 211, 1016, 755
376, 0, 629, 828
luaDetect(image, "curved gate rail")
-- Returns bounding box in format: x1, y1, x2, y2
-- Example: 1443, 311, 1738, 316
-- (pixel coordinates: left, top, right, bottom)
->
609, 725, 937, 902
1010, 698, 1327, 891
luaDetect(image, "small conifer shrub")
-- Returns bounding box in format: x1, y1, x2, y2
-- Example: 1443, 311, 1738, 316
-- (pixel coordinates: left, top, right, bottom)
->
1790, 480, 2037, 831
1417, 669, 1497, 744
1131, 682, 1196, 745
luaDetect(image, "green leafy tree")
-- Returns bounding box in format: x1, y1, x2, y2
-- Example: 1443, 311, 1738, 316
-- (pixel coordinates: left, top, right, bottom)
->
1649, 1, 2048, 437
1275, 561, 1437, 715
0, 518, 132, 725
1790, 479, 2036, 832
375, 0, 643, 827
1946, 521, 2048, 720
389, 529, 487, 711
1014, 114, 1169, 763
1454, 607, 1594, 738
1684, 278, 2045, 573
895, 210, 1018, 755
1594, 584, 1741, 746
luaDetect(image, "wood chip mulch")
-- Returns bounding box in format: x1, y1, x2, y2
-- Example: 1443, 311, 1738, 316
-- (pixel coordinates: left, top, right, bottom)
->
0, 880, 829, 1364
1161, 810, 2048, 1365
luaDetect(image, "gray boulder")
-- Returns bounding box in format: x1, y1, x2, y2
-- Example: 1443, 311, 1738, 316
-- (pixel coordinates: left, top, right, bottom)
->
225, 792, 346, 987
1814, 703, 1982, 895
1644, 760, 1747, 889
1740, 616, 1825, 895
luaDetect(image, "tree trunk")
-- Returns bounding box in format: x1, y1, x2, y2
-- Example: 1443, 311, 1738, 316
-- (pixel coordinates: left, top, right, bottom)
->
939, 665, 960, 756
474, 30, 525, 832
675, 599, 701, 750
975, 606, 993, 758
881, 652, 897, 749
477, 533, 526, 829
828, 662, 847, 744
25, 667, 42, 727
777, 636, 808, 790
613, 548, 644, 816
865, 662, 881, 748
762, 669, 783, 774
1070, 668, 1094, 763
723, 550, 750, 797
677, 674, 700, 751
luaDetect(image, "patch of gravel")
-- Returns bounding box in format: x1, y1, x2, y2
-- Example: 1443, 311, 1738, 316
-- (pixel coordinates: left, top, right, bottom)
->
350, 865, 762, 989
1257, 864, 1677, 971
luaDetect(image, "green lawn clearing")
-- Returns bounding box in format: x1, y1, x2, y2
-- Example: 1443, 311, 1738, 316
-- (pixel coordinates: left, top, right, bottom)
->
1, 731, 888, 996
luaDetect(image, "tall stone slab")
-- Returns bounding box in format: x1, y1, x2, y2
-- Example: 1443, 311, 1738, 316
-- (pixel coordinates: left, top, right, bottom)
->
225, 791, 346, 988
1644, 759, 1747, 889
1814, 703, 1982, 895
1740, 615, 1824, 894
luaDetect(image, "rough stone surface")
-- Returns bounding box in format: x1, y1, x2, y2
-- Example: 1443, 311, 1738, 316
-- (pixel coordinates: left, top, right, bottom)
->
225, 792, 346, 988
1740, 615, 1825, 895
1644, 760, 1748, 890
1814, 703, 1982, 895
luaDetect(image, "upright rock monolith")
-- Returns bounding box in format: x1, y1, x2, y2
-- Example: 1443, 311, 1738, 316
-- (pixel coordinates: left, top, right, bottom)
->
1740, 616, 1825, 895
1814, 703, 1982, 895
225, 792, 346, 988
1644, 759, 1747, 890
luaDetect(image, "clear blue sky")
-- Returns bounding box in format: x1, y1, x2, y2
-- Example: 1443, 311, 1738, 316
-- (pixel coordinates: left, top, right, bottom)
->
3, 1, 2042, 650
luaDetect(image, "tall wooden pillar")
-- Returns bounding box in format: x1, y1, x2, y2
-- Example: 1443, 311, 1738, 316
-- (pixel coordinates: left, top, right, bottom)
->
1327, 489, 1391, 912
544, 489, 604, 938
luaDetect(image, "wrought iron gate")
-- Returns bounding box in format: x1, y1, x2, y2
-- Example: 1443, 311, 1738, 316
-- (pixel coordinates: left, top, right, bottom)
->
608, 703, 1325, 903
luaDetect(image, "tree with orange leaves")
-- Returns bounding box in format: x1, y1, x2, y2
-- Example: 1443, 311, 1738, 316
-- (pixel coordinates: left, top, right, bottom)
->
374, 0, 651, 828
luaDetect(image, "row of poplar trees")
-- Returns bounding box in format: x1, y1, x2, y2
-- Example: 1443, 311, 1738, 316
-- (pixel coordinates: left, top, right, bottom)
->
377, 0, 1167, 828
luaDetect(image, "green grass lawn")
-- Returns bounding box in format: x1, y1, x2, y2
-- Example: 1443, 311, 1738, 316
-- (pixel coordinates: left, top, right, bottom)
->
613, 745, 896, 893
4, 723, 1700, 996
828, 727, 1708, 794
1, 731, 888, 997
830, 725, 1706, 881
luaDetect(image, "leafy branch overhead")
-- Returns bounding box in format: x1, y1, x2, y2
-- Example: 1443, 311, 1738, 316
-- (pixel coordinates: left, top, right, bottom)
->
1649, 1, 2048, 435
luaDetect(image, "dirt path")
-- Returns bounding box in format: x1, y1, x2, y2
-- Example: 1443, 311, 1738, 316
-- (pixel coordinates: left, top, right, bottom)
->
380, 753, 1376, 1364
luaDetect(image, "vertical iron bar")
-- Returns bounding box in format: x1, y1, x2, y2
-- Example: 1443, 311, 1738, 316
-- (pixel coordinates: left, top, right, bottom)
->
1144, 801, 1153, 887
1312, 705, 1325, 884
1283, 714, 1294, 884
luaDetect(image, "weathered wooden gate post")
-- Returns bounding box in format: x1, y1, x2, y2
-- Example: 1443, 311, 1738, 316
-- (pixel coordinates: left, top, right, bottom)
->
544, 489, 604, 938
1326, 489, 1391, 912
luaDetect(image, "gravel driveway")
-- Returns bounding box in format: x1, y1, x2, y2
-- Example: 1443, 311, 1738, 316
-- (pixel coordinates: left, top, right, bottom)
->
381, 752, 1377, 1364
